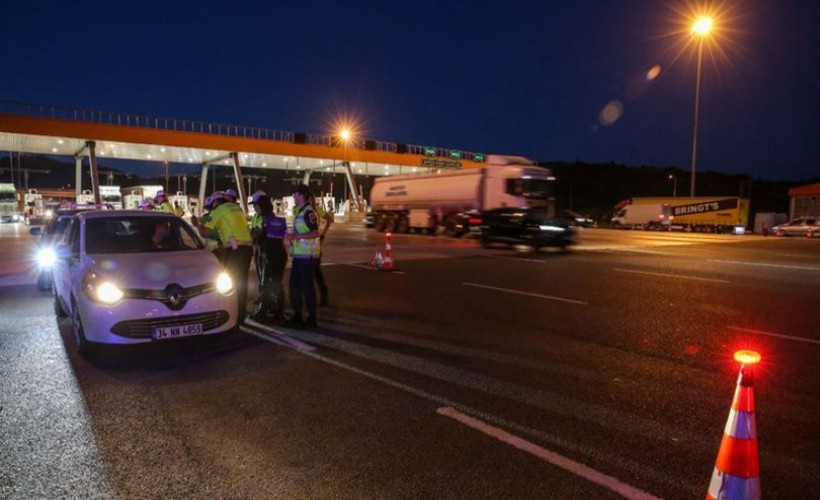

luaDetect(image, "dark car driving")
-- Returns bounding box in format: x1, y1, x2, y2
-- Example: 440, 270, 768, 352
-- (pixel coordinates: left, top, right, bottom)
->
478, 207, 576, 250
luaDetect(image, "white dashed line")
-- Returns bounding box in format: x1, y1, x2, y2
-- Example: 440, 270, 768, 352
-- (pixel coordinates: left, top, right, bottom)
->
614, 268, 730, 283
728, 326, 820, 345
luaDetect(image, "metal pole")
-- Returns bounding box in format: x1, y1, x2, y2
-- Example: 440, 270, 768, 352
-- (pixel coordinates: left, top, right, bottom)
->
690, 40, 704, 198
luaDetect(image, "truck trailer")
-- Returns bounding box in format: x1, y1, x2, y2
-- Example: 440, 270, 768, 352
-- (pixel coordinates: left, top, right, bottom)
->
368, 155, 555, 236
613, 197, 750, 232
0, 183, 21, 223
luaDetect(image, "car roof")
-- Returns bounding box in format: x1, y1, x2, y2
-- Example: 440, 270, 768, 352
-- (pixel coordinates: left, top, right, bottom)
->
77, 210, 179, 220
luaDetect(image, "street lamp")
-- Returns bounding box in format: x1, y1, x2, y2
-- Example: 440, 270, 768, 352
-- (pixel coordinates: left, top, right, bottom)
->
689, 15, 713, 198
668, 174, 677, 197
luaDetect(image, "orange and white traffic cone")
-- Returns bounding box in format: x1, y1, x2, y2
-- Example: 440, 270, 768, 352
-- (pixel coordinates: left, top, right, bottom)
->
381, 232, 394, 271
706, 350, 761, 500
368, 247, 385, 269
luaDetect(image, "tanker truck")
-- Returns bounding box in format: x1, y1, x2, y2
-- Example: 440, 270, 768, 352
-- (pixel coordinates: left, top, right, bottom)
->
369, 155, 555, 236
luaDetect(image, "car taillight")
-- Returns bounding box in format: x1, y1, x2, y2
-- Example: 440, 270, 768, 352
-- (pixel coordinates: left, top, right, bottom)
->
468, 217, 482, 225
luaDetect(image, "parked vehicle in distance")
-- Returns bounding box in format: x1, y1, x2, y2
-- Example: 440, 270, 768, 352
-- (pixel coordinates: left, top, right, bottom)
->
772, 217, 818, 237
558, 209, 596, 228
0, 182, 21, 223
612, 197, 750, 232
478, 207, 576, 251
51, 210, 238, 359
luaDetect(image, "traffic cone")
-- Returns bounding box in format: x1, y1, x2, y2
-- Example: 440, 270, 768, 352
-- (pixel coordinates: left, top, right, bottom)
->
706, 351, 761, 500
368, 247, 385, 269
381, 232, 394, 271
807, 227, 814, 239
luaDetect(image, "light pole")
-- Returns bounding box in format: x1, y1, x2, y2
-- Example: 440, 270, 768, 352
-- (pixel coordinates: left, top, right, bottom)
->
668, 174, 677, 197
689, 15, 713, 198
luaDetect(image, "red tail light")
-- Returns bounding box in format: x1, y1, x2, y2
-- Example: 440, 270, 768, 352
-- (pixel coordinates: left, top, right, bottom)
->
468, 217, 482, 225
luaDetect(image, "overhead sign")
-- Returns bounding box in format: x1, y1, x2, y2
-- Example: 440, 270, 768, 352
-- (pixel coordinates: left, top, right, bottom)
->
421, 158, 462, 169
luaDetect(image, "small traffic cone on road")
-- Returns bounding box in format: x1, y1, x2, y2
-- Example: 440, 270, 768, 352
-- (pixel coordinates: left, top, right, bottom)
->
706, 350, 761, 500
381, 232, 395, 271
807, 227, 814, 239
368, 247, 385, 269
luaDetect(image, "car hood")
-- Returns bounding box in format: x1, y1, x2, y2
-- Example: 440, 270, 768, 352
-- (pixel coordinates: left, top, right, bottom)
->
84, 250, 223, 289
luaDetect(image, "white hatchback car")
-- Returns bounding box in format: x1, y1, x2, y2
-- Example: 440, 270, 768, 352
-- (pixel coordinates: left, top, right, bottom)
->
52, 210, 237, 357
773, 216, 818, 237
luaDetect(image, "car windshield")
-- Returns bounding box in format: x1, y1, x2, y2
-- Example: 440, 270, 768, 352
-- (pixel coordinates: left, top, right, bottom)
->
524, 208, 552, 221
48, 216, 73, 236
84, 216, 204, 254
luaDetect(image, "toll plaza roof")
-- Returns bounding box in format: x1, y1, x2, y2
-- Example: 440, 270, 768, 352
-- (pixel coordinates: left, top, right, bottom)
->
0, 100, 486, 176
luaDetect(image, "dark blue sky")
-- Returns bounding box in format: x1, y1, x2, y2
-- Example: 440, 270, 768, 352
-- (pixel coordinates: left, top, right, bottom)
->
2, 1, 818, 181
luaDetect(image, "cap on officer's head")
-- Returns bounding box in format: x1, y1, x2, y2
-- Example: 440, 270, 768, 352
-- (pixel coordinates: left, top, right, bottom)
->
138, 199, 153, 209
155, 190, 166, 199
251, 190, 267, 205
225, 188, 238, 201
292, 184, 311, 198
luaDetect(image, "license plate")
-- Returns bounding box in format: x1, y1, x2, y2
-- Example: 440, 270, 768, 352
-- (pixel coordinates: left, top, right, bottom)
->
152, 323, 203, 340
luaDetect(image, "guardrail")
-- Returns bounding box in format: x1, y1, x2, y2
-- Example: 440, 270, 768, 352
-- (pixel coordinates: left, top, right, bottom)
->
0, 100, 485, 163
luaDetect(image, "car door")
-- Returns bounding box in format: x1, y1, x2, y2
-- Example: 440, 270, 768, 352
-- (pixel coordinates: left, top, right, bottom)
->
53, 217, 83, 314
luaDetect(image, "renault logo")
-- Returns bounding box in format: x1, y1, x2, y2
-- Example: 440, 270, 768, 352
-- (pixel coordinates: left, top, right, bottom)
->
164, 284, 187, 310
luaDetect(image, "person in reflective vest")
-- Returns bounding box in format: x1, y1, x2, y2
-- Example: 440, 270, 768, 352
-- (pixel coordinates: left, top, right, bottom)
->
191, 191, 253, 323
154, 191, 176, 214
249, 190, 287, 323
284, 184, 320, 328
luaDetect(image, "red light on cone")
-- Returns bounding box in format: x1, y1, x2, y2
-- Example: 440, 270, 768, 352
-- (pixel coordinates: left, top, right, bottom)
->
734, 350, 761, 365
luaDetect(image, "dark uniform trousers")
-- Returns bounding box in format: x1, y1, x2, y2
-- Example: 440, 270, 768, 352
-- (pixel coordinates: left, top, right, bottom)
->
289, 257, 318, 320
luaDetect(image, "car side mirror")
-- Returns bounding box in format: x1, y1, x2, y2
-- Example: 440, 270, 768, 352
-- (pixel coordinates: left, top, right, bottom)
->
29, 227, 42, 236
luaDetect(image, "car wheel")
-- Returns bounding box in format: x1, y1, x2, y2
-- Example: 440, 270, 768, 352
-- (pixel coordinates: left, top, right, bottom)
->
70, 298, 94, 359
37, 272, 51, 292
53, 286, 68, 318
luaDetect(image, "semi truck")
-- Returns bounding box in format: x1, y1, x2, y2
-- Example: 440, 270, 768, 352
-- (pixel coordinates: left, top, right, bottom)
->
0, 183, 21, 223
77, 186, 123, 209
612, 197, 750, 232
368, 155, 555, 236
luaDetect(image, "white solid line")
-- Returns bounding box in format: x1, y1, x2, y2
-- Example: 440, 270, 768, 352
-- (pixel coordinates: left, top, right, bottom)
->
727, 326, 820, 345
708, 259, 820, 272
463, 282, 588, 305
436, 407, 660, 500
240, 323, 318, 351
614, 268, 730, 284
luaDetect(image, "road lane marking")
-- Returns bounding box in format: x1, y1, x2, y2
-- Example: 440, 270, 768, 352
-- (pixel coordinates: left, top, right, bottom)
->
248, 320, 672, 498
437, 407, 660, 500
463, 282, 588, 305
342, 263, 406, 274
728, 326, 820, 346
614, 268, 730, 283
240, 322, 317, 351
707, 259, 820, 272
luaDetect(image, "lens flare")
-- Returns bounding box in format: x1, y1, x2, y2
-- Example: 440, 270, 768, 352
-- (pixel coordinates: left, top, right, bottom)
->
598, 101, 623, 126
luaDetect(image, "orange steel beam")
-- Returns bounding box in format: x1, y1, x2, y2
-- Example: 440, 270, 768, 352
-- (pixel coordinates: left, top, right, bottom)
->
0, 114, 485, 170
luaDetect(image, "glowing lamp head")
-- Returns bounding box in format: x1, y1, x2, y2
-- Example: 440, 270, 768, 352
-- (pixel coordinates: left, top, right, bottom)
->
691, 17, 713, 37
734, 350, 761, 365
339, 129, 351, 141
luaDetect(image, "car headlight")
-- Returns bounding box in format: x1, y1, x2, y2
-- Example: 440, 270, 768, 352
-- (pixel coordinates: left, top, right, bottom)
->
36, 248, 57, 268
539, 224, 566, 233
215, 272, 234, 295
82, 273, 125, 305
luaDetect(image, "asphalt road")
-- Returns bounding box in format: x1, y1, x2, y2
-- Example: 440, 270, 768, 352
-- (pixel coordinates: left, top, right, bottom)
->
1, 222, 819, 499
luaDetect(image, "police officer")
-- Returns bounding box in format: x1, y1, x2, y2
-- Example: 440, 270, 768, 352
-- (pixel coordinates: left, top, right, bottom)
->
284, 184, 320, 328
138, 199, 154, 211
249, 190, 287, 323
154, 190, 176, 214
191, 192, 253, 322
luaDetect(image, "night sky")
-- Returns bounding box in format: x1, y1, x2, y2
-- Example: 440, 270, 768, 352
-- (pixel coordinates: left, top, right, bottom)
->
1, 1, 818, 181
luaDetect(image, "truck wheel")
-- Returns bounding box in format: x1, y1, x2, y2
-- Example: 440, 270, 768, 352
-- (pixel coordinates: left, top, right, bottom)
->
374, 215, 386, 232
385, 217, 398, 233
396, 216, 409, 233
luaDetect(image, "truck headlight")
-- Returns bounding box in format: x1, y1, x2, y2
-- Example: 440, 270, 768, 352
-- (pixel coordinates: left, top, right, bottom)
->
215, 272, 234, 295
